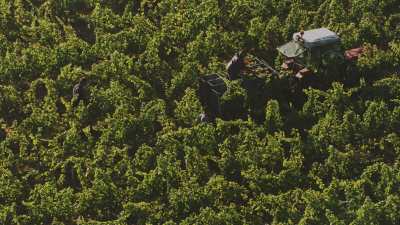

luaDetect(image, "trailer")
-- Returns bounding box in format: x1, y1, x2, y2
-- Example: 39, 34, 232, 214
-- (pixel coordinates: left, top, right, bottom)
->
198, 54, 281, 122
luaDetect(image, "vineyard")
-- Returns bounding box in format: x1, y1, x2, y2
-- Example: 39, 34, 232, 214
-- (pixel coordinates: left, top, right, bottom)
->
1, 0, 400, 224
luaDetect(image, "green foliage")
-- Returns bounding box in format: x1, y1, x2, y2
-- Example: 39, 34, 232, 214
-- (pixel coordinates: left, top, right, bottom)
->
264, 99, 283, 133
174, 88, 202, 126
24, 182, 75, 224
0, 0, 399, 224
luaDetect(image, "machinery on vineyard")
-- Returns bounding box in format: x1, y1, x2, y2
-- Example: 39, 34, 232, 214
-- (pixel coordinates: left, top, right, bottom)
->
198, 28, 365, 122
277, 28, 364, 79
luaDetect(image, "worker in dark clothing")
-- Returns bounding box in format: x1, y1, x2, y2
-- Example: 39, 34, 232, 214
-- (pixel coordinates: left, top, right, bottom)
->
72, 77, 88, 107
198, 113, 213, 123
226, 50, 246, 80
35, 82, 47, 101
198, 95, 218, 123
0, 128, 5, 141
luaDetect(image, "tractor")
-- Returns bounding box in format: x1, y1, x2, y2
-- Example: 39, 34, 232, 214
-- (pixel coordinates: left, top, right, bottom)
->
277, 28, 363, 80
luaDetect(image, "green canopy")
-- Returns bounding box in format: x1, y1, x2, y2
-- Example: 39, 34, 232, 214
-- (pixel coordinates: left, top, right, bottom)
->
277, 41, 306, 58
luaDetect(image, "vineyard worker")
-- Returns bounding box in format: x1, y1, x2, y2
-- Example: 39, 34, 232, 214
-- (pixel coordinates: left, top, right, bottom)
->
198, 112, 212, 123
35, 82, 47, 101
72, 77, 88, 107
198, 104, 217, 123
0, 128, 5, 141
226, 50, 246, 80
294, 29, 305, 43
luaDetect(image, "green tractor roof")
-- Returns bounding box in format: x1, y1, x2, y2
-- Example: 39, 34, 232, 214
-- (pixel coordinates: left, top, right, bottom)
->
276, 41, 306, 58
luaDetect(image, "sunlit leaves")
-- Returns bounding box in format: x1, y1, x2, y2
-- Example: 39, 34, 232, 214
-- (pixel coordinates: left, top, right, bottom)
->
1, 0, 400, 224
174, 88, 202, 126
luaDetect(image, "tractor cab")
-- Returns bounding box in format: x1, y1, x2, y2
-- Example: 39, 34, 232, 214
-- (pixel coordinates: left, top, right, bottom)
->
277, 28, 343, 79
